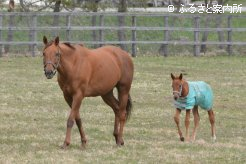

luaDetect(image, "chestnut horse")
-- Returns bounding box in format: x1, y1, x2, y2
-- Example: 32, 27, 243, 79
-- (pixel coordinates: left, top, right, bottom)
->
42, 36, 134, 149
171, 73, 216, 142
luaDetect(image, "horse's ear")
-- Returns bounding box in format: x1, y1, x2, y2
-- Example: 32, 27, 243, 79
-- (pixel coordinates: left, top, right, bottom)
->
179, 73, 183, 80
43, 36, 48, 45
54, 36, 59, 46
171, 73, 175, 80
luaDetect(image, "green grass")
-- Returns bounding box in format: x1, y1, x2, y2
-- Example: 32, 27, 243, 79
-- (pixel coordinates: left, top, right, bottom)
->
0, 56, 246, 163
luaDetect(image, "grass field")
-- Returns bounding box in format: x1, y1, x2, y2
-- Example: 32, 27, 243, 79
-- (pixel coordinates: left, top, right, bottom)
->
0, 55, 246, 163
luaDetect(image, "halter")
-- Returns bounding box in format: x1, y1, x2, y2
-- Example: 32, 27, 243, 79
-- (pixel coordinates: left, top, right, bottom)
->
173, 83, 183, 97
44, 46, 61, 76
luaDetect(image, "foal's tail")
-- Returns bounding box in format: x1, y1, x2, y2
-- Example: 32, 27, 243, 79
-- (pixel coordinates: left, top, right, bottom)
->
126, 94, 133, 121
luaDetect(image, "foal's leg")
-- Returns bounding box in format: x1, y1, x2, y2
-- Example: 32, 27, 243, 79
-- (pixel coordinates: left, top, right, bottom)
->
174, 109, 184, 141
62, 93, 84, 149
101, 90, 120, 145
191, 105, 200, 141
185, 110, 191, 142
208, 109, 216, 141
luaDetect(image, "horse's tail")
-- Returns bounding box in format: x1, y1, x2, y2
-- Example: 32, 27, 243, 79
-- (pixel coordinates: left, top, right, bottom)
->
126, 94, 132, 121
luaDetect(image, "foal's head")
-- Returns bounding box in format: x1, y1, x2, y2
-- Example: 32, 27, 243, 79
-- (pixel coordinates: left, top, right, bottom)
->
42, 36, 61, 79
171, 73, 184, 100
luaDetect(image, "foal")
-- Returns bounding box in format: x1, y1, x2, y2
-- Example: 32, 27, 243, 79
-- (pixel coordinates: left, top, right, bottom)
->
171, 73, 216, 142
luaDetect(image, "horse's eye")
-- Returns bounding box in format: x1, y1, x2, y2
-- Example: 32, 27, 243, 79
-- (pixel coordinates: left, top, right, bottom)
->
43, 53, 45, 56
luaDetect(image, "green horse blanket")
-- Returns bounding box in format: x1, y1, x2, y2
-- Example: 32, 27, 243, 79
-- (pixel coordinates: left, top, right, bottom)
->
174, 81, 213, 110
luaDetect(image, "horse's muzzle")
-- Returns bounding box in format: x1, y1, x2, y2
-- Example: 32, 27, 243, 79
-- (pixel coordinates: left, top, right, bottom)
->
44, 70, 55, 79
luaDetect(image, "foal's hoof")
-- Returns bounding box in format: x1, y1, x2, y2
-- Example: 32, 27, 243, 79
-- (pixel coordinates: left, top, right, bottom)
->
212, 136, 217, 142
60, 142, 70, 150
180, 137, 185, 142
80, 144, 86, 150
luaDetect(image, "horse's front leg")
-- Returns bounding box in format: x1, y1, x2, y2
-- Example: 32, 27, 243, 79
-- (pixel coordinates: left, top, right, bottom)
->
191, 106, 199, 141
62, 92, 84, 149
185, 110, 191, 142
174, 109, 184, 141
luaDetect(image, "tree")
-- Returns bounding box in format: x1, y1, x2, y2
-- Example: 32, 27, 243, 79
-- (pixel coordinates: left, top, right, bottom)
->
85, 0, 101, 48
117, 0, 127, 51
5, 0, 15, 54
52, 0, 61, 36
200, 0, 229, 53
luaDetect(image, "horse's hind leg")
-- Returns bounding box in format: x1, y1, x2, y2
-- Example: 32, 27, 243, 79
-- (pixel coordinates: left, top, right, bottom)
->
208, 109, 216, 141
117, 85, 131, 146
174, 109, 184, 141
191, 105, 200, 141
101, 90, 120, 145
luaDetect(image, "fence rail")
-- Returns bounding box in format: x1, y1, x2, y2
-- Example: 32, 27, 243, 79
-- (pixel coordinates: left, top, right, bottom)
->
0, 12, 246, 56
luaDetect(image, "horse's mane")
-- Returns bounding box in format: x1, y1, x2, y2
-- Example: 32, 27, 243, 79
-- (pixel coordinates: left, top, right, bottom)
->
78, 43, 84, 47
63, 42, 76, 50
44, 41, 82, 50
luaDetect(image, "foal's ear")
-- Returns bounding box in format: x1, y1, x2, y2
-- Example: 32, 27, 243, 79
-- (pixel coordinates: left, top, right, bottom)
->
43, 36, 48, 45
179, 73, 183, 80
171, 73, 175, 80
54, 36, 59, 46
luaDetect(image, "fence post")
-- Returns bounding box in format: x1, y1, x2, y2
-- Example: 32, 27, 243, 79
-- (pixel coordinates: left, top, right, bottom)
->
66, 15, 71, 41
5, 14, 14, 53
32, 14, 37, 57
99, 14, 104, 47
193, 16, 200, 56
227, 15, 232, 55
117, 13, 127, 51
163, 16, 169, 57
92, 14, 98, 48
0, 15, 2, 57
131, 15, 136, 57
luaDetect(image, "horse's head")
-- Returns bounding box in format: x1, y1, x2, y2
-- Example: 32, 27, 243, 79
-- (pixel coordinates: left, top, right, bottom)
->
171, 73, 183, 100
42, 36, 61, 79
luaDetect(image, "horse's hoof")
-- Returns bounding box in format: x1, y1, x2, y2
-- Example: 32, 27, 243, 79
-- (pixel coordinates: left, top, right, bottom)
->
180, 137, 185, 142
114, 135, 118, 144
80, 141, 87, 150
116, 140, 124, 146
